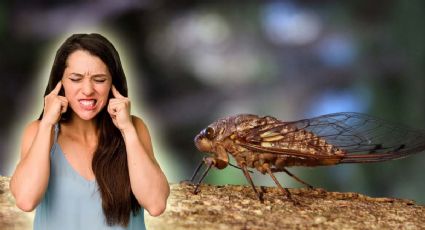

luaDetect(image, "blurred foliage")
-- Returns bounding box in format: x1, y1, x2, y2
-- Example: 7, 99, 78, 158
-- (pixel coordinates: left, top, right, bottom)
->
0, 0, 424, 204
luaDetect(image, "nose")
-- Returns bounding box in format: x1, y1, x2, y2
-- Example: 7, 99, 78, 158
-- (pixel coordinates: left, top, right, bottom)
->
82, 79, 95, 95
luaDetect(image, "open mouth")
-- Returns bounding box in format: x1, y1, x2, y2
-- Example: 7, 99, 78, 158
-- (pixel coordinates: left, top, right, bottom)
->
79, 99, 97, 110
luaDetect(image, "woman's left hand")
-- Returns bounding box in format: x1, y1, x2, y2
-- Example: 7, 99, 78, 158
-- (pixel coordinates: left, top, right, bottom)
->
108, 85, 133, 131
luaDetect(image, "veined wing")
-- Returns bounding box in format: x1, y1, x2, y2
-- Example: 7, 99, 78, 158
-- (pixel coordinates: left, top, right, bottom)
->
237, 112, 425, 162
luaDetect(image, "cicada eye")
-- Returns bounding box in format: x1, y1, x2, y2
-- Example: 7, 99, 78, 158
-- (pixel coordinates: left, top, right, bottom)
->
205, 127, 215, 140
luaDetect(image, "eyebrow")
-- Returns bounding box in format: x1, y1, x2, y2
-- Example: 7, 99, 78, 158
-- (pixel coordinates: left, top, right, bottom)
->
69, 73, 108, 78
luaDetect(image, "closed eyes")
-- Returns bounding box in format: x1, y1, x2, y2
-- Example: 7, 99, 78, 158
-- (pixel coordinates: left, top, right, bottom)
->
69, 78, 107, 83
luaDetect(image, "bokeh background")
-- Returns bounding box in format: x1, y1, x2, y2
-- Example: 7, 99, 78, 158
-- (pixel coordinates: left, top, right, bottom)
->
1, 0, 424, 205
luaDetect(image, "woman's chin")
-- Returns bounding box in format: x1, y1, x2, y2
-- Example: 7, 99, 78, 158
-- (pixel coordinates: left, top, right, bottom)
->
72, 110, 100, 121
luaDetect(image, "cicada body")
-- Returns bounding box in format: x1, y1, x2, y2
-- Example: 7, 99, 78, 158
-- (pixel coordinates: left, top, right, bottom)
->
189, 112, 425, 201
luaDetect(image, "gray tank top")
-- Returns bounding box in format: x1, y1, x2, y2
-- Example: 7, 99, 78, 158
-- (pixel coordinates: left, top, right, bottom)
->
33, 123, 146, 230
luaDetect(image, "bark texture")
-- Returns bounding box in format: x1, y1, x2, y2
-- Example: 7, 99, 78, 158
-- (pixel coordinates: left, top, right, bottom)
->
0, 176, 33, 230
1, 176, 424, 230
145, 183, 425, 230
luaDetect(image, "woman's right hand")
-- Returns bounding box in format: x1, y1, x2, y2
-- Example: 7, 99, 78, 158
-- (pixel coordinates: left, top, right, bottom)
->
41, 81, 68, 126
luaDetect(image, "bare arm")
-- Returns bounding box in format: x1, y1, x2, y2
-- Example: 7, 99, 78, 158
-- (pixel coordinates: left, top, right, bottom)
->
9, 120, 54, 212
108, 85, 169, 216
122, 116, 170, 217
10, 81, 68, 212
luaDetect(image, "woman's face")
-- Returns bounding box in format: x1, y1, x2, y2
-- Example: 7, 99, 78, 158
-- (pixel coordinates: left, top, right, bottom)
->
62, 50, 112, 121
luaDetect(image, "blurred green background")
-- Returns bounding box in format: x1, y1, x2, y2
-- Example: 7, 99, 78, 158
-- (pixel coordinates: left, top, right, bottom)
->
1, 0, 424, 204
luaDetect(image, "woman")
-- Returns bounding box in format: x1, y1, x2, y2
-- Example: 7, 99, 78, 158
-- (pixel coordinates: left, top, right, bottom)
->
9, 33, 169, 229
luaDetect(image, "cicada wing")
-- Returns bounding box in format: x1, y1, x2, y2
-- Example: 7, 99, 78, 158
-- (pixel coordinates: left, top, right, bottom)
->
284, 112, 425, 162
237, 112, 425, 162
236, 114, 343, 160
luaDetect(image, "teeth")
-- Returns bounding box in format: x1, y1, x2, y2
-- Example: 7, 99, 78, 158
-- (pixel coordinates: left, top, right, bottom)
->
80, 100, 96, 106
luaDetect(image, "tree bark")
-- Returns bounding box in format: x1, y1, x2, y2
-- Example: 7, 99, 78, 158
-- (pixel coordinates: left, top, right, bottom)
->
1, 176, 424, 230
0, 176, 33, 230
145, 183, 425, 230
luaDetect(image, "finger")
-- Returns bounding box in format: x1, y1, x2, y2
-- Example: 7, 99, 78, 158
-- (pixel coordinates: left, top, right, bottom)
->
108, 98, 118, 105
108, 100, 126, 107
107, 103, 116, 115
51, 81, 62, 95
60, 98, 68, 111
111, 85, 124, 99
61, 101, 68, 113
115, 103, 126, 112
58, 96, 68, 103
109, 110, 117, 121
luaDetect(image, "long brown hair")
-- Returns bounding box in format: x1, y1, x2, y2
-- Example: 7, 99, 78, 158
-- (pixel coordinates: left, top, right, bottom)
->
39, 33, 141, 227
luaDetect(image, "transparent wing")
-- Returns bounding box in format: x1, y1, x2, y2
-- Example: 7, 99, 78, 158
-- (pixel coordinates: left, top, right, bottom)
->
288, 112, 425, 154
238, 112, 425, 162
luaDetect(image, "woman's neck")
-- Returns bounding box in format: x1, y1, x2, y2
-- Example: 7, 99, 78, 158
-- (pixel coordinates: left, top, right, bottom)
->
61, 114, 99, 143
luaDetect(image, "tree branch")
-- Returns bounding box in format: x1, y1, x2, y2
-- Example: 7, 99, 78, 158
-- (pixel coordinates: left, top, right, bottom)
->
1, 176, 424, 230
0, 176, 33, 230
145, 183, 425, 230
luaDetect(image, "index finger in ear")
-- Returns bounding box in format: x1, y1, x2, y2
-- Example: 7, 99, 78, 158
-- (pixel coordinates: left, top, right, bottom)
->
51, 81, 62, 95
111, 85, 124, 98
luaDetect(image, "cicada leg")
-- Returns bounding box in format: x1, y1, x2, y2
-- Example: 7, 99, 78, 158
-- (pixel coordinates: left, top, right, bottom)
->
188, 160, 205, 183
180, 159, 204, 186
264, 164, 299, 204
240, 164, 264, 202
193, 158, 214, 194
229, 162, 254, 173
272, 168, 314, 189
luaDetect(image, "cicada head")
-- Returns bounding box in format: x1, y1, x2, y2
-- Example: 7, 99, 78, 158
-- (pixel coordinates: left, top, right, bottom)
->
194, 126, 216, 153
194, 114, 259, 154
194, 115, 238, 154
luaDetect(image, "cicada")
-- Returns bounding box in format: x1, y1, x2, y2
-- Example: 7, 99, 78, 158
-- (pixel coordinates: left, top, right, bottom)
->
186, 112, 425, 201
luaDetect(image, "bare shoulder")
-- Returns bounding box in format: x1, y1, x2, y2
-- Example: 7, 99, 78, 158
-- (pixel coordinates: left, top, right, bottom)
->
131, 115, 150, 134
131, 115, 154, 153
22, 120, 41, 142
20, 120, 42, 159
